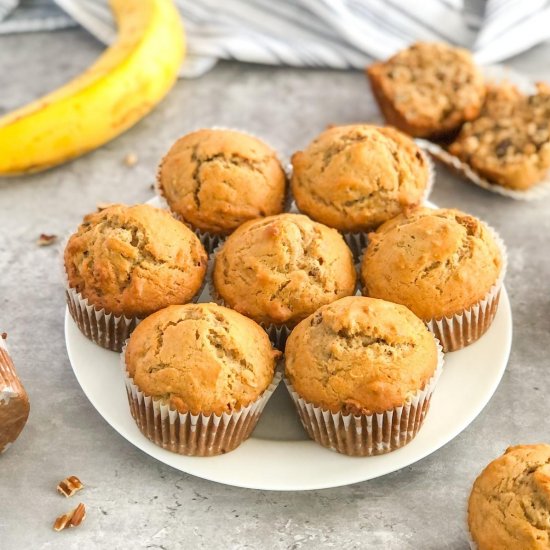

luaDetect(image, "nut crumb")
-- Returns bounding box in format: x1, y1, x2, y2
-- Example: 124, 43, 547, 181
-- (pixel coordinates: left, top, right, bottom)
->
37, 234, 57, 247
124, 153, 138, 167
1, 332, 6, 340
53, 503, 86, 531
57, 476, 84, 498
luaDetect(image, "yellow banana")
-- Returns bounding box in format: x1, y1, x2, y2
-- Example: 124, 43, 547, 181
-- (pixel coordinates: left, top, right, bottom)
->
0, 0, 185, 175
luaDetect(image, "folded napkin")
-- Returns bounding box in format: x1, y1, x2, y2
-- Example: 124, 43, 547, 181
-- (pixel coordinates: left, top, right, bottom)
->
1, 0, 550, 78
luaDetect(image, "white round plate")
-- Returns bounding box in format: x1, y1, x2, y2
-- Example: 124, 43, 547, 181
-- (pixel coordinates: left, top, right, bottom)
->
65, 198, 512, 491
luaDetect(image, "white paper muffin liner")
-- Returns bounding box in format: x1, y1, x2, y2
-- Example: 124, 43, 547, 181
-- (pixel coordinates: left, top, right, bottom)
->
415, 64, 550, 201
155, 126, 292, 254
417, 139, 550, 201
61, 232, 206, 353
121, 342, 282, 456
425, 224, 508, 353
207, 243, 294, 350
284, 338, 444, 457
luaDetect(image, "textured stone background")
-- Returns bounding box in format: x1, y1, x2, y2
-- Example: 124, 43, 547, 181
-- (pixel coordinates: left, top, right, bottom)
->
1, 29, 549, 550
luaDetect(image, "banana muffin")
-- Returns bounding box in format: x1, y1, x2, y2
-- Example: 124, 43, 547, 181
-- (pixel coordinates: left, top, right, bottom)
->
367, 42, 485, 139
124, 303, 280, 456
212, 213, 357, 334
361, 207, 504, 351
64, 204, 207, 350
449, 82, 550, 190
157, 129, 287, 244
284, 296, 441, 456
468, 444, 550, 550
290, 124, 429, 234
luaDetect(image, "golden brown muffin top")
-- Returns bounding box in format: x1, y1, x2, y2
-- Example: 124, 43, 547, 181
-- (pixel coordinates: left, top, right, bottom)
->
285, 296, 438, 414
213, 213, 357, 327
469, 444, 550, 550
291, 124, 429, 233
361, 207, 503, 320
64, 204, 207, 318
449, 82, 550, 190
125, 303, 280, 415
158, 129, 287, 235
367, 42, 485, 138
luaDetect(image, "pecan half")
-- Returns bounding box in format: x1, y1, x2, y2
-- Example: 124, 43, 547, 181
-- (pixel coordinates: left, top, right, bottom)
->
53, 503, 86, 531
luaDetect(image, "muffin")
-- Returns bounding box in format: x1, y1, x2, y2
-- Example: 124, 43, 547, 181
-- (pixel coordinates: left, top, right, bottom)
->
361, 207, 505, 351
0, 334, 30, 453
367, 42, 485, 139
157, 129, 287, 250
469, 444, 550, 550
290, 124, 430, 241
64, 204, 207, 351
284, 296, 442, 456
449, 82, 550, 191
123, 303, 281, 456
211, 213, 357, 346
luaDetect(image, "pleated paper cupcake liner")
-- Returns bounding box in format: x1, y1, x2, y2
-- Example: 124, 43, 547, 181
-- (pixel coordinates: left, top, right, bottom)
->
61, 235, 206, 352
417, 138, 550, 201
121, 343, 282, 456
155, 126, 291, 254
425, 225, 508, 353
284, 338, 444, 457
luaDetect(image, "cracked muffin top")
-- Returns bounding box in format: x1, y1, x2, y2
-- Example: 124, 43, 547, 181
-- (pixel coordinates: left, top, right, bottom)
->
468, 444, 550, 550
125, 303, 280, 415
284, 296, 438, 413
157, 129, 287, 235
212, 213, 356, 327
64, 204, 207, 318
367, 42, 485, 139
448, 82, 550, 190
361, 207, 503, 320
290, 124, 429, 233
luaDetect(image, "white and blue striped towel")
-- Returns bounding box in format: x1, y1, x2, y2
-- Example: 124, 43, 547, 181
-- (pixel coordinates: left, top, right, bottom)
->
1, 0, 550, 77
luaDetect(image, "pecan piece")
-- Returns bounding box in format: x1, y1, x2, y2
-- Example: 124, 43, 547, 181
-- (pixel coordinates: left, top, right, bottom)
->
57, 475, 84, 498
37, 233, 58, 246
53, 503, 86, 531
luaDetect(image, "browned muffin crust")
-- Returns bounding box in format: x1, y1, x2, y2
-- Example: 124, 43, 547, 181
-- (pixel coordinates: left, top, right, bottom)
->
212, 213, 357, 327
367, 42, 485, 139
469, 444, 550, 550
361, 207, 503, 320
125, 303, 280, 415
291, 124, 429, 233
449, 82, 550, 190
285, 296, 438, 414
158, 129, 287, 235
64, 204, 207, 318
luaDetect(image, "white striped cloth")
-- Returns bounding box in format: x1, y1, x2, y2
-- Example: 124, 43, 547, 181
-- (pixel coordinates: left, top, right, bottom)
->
1, 0, 550, 78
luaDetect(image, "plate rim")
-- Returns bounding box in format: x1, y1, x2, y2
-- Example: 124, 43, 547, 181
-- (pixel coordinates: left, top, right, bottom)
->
64, 288, 512, 491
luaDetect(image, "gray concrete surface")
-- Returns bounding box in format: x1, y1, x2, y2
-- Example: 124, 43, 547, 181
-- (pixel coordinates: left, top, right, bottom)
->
1, 28, 549, 550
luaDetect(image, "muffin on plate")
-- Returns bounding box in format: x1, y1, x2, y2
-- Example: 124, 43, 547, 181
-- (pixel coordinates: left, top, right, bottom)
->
123, 303, 281, 456
64, 204, 207, 352
449, 82, 550, 191
360, 207, 505, 352
157, 128, 287, 251
290, 124, 430, 250
211, 213, 357, 347
284, 296, 442, 456
468, 444, 550, 550
367, 42, 485, 139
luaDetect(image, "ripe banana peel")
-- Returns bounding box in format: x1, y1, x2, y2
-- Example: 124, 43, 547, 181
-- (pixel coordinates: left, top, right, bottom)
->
0, 0, 185, 175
